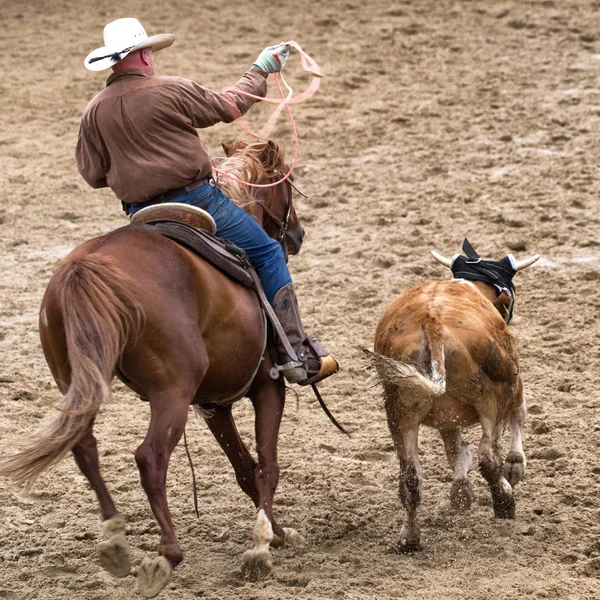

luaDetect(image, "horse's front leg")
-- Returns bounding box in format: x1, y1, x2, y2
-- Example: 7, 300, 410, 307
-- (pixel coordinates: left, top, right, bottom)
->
203, 403, 296, 547
134, 391, 190, 598
241, 368, 289, 580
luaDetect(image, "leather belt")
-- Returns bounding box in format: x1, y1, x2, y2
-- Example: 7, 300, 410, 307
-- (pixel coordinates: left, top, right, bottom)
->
147, 177, 209, 203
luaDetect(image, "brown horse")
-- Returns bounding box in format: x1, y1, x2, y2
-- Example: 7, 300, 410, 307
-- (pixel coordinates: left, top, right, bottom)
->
0, 140, 305, 597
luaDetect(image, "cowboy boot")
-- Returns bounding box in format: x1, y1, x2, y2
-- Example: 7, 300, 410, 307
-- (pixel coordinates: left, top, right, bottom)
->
272, 283, 339, 385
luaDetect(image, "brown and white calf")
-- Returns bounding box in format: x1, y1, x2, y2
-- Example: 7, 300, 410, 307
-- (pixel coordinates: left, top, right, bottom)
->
371, 242, 539, 552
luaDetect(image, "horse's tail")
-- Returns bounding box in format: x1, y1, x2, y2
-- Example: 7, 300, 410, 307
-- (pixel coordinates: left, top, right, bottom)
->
0, 254, 144, 488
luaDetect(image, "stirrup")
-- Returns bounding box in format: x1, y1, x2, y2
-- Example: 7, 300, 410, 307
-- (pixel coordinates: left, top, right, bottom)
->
269, 355, 339, 385
298, 355, 340, 386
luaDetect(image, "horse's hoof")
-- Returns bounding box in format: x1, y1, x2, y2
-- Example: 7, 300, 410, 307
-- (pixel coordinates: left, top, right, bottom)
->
96, 533, 131, 577
102, 513, 126, 537
450, 477, 474, 510
241, 548, 273, 581
282, 528, 305, 547
503, 452, 526, 487
138, 556, 172, 598
272, 527, 305, 548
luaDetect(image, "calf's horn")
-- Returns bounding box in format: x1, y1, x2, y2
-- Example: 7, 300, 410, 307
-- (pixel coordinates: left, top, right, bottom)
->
431, 250, 453, 268
514, 254, 540, 271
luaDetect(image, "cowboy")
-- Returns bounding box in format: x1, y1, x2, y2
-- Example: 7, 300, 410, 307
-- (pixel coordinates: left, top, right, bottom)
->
76, 18, 338, 385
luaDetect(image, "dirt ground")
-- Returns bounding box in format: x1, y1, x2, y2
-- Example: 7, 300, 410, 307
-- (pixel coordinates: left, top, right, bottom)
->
0, 0, 599, 598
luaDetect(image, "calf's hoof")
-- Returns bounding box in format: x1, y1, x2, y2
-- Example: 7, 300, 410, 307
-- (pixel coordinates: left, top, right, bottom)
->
450, 478, 474, 510
395, 524, 421, 554
394, 538, 421, 554
492, 479, 516, 519
241, 548, 273, 581
138, 556, 172, 598
97, 533, 131, 577
503, 451, 526, 487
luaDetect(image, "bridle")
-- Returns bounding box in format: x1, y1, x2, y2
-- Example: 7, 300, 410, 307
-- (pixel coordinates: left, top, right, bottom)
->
254, 170, 294, 251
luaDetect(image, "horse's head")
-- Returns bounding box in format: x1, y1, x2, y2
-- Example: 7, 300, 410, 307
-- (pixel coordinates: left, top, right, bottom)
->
221, 140, 304, 261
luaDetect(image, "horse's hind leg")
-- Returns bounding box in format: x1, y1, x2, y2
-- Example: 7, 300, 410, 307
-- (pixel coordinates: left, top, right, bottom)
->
240, 370, 291, 580
204, 404, 300, 548
72, 424, 131, 577
134, 391, 190, 598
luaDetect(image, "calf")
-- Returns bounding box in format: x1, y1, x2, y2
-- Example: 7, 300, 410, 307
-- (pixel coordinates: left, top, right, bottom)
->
371, 239, 539, 552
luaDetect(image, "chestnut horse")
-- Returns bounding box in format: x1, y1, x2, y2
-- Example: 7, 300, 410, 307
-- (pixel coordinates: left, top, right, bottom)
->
0, 140, 305, 597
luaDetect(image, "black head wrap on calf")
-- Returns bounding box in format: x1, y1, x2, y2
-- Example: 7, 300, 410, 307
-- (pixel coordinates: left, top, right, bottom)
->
450, 238, 517, 323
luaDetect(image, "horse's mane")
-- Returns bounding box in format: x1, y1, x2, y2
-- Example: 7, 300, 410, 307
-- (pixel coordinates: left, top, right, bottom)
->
216, 140, 284, 207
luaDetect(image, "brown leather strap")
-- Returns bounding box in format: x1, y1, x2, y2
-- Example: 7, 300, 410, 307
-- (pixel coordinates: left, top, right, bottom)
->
311, 384, 348, 435
248, 269, 299, 362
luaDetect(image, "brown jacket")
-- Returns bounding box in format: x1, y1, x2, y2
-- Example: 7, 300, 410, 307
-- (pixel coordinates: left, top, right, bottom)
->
76, 67, 268, 204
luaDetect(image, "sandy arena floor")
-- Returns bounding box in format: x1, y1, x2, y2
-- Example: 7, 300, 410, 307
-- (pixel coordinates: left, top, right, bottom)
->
0, 0, 599, 598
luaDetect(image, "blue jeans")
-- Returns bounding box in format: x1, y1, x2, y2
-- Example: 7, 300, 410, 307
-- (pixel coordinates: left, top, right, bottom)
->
128, 182, 292, 303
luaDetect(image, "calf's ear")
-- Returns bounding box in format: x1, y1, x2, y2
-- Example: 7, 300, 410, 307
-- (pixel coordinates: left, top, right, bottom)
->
493, 290, 513, 321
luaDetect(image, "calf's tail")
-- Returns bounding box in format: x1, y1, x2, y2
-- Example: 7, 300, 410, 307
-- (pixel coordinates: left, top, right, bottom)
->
367, 311, 447, 398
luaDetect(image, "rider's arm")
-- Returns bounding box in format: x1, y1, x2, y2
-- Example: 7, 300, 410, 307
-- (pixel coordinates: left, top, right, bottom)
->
76, 120, 108, 189
176, 67, 268, 128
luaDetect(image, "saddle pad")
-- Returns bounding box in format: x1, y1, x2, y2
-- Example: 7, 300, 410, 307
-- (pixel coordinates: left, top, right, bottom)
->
134, 220, 256, 289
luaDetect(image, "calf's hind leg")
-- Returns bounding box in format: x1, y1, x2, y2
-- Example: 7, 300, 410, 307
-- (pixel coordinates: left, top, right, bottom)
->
439, 427, 474, 510
478, 415, 515, 519
384, 387, 431, 553
503, 400, 527, 487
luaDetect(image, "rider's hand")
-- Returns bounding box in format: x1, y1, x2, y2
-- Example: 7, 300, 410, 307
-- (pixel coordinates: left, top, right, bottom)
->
253, 43, 290, 73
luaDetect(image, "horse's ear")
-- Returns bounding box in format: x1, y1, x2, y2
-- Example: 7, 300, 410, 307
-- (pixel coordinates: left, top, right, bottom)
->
266, 140, 281, 155
264, 140, 283, 169
222, 142, 233, 157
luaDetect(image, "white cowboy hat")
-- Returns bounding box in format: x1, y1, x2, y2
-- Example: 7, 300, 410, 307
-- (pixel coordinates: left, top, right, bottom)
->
84, 18, 174, 72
